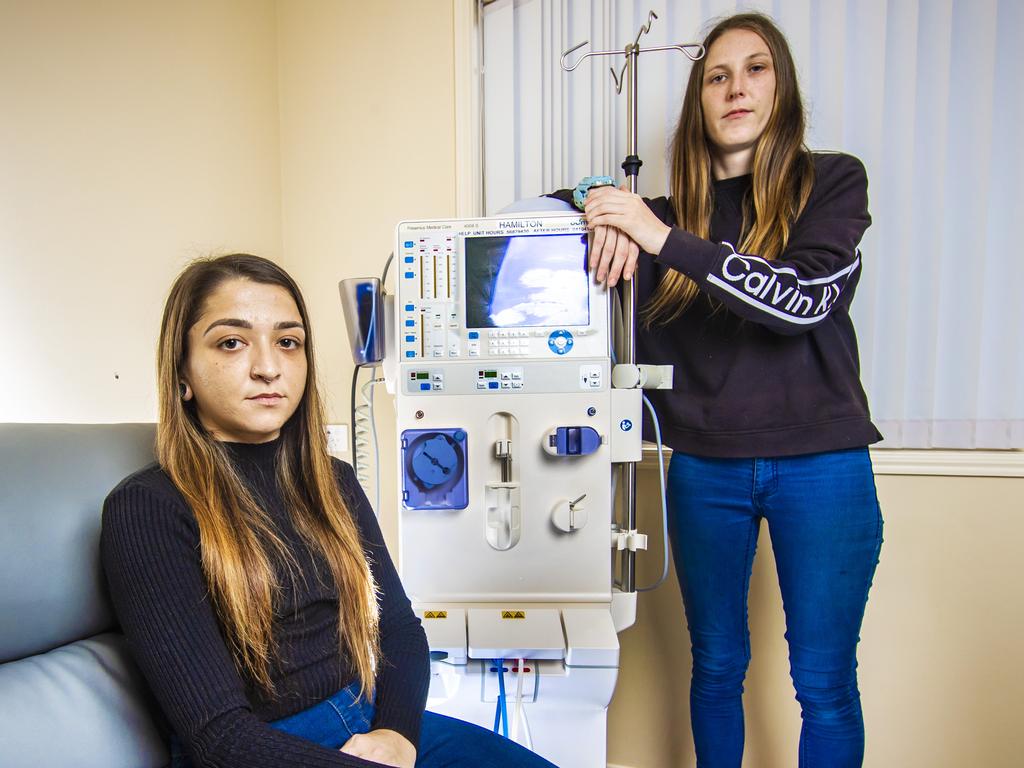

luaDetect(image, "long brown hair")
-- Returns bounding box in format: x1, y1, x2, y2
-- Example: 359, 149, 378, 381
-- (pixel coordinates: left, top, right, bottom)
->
156, 254, 380, 697
644, 12, 815, 325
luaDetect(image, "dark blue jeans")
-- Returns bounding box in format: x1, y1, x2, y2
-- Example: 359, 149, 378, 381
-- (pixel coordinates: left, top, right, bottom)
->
667, 448, 883, 768
168, 681, 558, 767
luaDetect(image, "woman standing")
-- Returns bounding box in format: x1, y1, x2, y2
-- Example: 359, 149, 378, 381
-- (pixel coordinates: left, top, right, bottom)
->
101, 254, 556, 768
560, 13, 883, 768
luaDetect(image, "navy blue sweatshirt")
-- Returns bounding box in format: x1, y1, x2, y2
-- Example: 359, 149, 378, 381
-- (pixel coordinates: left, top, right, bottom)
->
101, 440, 429, 767
554, 151, 882, 457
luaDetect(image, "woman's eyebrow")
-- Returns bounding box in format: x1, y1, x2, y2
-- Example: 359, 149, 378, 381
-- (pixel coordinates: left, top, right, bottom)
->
204, 318, 251, 336
202, 319, 304, 335
707, 52, 771, 74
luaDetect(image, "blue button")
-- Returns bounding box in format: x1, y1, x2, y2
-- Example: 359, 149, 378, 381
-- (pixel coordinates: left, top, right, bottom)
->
405, 351, 416, 358
547, 329, 574, 355
405, 304, 415, 311
404, 272, 415, 279
404, 256, 414, 263
405, 320, 415, 327
488, 381, 499, 389
420, 383, 431, 391
468, 331, 479, 339
405, 335, 415, 342
404, 240, 414, 248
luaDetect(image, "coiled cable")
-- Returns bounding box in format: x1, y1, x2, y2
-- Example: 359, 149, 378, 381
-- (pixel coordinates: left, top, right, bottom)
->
352, 369, 384, 514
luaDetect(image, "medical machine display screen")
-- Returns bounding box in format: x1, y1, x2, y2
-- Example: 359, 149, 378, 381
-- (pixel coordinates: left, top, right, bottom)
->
463, 233, 590, 329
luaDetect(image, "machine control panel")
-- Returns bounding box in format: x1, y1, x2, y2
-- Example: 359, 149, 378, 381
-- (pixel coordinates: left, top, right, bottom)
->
405, 369, 446, 393
395, 214, 609, 369
397, 361, 607, 396
579, 364, 602, 389
476, 367, 524, 390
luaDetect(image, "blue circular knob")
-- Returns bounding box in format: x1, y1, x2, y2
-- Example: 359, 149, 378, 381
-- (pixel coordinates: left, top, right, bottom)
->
547, 329, 574, 355
410, 434, 460, 488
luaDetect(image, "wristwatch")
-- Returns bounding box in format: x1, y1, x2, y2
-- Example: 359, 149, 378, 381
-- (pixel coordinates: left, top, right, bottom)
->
572, 175, 617, 211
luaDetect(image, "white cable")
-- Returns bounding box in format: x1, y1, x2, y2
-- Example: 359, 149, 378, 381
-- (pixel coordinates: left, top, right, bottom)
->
510, 657, 525, 743
636, 393, 670, 592
359, 376, 384, 515
370, 377, 383, 515
520, 699, 534, 751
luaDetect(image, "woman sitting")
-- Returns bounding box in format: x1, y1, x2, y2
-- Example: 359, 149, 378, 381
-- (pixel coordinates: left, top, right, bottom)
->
102, 253, 556, 768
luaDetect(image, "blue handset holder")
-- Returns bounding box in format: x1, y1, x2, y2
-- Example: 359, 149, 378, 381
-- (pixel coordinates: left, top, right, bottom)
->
339, 277, 384, 365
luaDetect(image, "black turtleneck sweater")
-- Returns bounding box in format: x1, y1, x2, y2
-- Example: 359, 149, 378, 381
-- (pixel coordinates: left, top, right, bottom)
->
553, 151, 882, 457
101, 439, 429, 767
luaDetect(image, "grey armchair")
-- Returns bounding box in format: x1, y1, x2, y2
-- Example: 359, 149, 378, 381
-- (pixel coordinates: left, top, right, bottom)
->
0, 423, 167, 767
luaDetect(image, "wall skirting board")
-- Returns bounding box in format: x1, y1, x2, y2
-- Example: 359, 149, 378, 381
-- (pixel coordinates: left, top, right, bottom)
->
640, 445, 1024, 478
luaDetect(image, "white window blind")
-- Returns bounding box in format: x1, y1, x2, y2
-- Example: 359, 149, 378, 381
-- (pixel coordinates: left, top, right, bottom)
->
479, 0, 1023, 449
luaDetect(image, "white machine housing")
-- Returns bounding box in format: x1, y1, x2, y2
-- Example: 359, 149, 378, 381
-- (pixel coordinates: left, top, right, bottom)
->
389, 213, 641, 768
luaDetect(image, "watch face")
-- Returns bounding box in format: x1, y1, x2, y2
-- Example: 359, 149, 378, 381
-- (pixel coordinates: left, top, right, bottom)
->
574, 176, 617, 209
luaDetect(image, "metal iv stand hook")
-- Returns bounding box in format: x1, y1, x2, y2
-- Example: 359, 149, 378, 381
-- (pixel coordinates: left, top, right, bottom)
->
559, 10, 705, 593
560, 11, 704, 93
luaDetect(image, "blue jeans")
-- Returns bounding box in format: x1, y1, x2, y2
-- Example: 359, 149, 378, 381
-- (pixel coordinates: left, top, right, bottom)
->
667, 448, 883, 768
168, 681, 558, 767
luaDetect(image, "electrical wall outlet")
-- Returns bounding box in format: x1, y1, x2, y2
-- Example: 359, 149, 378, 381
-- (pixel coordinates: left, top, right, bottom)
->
326, 424, 349, 455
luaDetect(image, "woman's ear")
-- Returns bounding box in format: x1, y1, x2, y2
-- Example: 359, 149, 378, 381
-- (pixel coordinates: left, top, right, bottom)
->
179, 380, 193, 401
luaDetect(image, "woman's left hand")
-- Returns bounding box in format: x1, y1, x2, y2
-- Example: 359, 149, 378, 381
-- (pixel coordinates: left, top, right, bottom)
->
340, 728, 416, 768
584, 186, 672, 282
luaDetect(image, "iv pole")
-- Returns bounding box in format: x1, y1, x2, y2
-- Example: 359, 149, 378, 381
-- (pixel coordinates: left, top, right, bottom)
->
560, 11, 704, 594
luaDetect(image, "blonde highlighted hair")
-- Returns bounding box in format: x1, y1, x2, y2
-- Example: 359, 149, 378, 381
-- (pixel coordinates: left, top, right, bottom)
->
156, 254, 379, 697
644, 12, 815, 325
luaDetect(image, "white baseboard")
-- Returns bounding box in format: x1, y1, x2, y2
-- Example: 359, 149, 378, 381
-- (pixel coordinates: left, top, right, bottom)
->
868, 448, 1024, 477
639, 444, 1024, 478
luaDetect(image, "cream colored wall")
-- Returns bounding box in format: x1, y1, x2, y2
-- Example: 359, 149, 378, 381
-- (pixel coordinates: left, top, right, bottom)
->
0, 0, 453, 544
276, 0, 457, 546
0, 0, 283, 423
609, 463, 1024, 768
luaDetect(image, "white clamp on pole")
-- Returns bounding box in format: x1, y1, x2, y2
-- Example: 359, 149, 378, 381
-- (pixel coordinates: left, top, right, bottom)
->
561, 10, 704, 594
611, 527, 649, 552
611, 363, 674, 390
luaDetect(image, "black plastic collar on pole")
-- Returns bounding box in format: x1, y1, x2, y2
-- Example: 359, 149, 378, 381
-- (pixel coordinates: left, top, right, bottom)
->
621, 154, 643, 178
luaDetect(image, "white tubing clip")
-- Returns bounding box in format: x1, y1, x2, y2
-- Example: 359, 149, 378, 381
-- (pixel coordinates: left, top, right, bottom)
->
611, 528, 648, 552
611, 363, 674, 390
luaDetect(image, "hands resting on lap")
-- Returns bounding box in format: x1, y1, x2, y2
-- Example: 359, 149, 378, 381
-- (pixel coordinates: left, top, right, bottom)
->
340, 728, 416, 768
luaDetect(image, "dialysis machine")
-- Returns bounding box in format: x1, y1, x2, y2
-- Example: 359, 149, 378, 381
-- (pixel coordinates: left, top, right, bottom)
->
342, 209, 657, 768
337, 15, 700, 766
